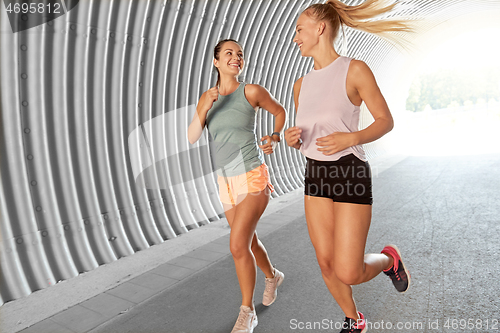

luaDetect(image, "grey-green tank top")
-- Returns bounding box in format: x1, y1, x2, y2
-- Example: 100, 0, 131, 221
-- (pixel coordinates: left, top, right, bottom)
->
205, 83, 265, 177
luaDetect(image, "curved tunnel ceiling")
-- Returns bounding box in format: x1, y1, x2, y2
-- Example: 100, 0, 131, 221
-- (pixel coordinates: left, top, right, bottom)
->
1, 0, 500, 305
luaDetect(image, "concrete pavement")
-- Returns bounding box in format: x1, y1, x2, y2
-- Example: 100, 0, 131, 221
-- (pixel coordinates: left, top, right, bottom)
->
6, 154, 500, 333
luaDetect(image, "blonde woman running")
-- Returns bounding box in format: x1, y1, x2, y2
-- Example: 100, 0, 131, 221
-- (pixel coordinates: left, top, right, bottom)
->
285, 1, 412, 332
188, 39, 286, 333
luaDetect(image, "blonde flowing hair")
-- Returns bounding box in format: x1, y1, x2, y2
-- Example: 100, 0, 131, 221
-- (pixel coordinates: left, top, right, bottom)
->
303, 0, 415, 49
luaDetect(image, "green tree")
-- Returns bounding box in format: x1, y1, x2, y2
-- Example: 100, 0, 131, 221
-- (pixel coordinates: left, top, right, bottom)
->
406, 67, 500, 112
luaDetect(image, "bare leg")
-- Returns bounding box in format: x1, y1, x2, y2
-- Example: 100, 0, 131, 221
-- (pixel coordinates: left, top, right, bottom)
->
224, 202, 274, 279
304, 196, 393, 320
225, 188, 272, 309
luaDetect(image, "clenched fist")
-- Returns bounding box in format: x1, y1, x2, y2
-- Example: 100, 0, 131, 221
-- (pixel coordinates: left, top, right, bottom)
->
199, 86, 219, 113
284, 126, 302, 150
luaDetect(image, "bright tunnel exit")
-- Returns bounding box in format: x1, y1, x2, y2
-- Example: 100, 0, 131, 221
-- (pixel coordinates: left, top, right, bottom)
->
397, 28, 500, 156
3, 0, 500, 315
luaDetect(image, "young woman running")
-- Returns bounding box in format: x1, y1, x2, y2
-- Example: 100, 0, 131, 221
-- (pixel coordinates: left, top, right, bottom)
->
188, 39, 286, 333
285, 1, 412, 332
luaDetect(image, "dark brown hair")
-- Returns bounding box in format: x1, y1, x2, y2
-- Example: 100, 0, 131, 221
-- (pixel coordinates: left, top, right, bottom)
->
213, 39, 243, 87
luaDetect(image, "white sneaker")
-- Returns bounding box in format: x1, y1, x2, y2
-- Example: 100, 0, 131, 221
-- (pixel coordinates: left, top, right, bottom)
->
262, 268, 284, 306
231, 305, 258, 333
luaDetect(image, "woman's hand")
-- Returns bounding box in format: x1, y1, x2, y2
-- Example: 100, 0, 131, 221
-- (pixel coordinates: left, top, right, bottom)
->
259, 135, 279, 155
285, 126, 302, 150
316, 132, 356, 156
199, 86, 219, 112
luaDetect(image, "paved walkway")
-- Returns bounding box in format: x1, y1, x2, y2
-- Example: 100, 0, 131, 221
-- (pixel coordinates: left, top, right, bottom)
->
7, 154, 500, 333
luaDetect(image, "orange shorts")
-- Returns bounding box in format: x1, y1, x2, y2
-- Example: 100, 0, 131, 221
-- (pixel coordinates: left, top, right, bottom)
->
217, 164, 275, 205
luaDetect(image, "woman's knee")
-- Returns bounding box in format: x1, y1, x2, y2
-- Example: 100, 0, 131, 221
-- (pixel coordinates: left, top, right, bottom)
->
316, 254, 336, 277
317, 257, 363, 285
230, 241, 252, 259
335, 265, 364, 285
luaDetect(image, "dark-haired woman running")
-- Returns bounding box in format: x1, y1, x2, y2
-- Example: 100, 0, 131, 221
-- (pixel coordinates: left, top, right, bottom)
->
189, 39, 286, 333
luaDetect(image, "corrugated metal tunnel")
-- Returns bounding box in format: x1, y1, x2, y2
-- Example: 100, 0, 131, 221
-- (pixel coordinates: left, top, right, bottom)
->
1, 0, 500, 306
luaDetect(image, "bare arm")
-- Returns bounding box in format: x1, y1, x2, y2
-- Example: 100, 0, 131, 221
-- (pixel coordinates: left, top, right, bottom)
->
188, 87, 218, 144
350, 60, 394, 145
284, 78, 303, 150
254, 85, 286, 135
245, 84, 287, 155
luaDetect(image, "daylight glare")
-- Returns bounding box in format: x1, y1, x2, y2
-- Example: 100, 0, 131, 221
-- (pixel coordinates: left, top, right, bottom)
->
400, 28, 500, 156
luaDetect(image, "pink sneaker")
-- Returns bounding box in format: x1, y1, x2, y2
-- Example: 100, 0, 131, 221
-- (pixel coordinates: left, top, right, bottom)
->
382, 244, 411, 293
231, 305, 258, 333
340, 311, 367, 333
262, 268, 284, 306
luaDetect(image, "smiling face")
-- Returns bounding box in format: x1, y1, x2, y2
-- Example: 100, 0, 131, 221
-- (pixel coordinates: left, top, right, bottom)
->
293, 12, 323, 57
213, 41, 245, 77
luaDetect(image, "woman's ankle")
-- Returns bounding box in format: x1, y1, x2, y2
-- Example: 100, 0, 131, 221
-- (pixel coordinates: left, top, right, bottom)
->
345, 311, 360, 320
242, 303, 254, 311
382, 253, 394, 271
265, 267, 275, 279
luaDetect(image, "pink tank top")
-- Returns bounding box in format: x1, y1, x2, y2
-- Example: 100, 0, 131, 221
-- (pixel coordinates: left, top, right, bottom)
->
295, 56, 366, 162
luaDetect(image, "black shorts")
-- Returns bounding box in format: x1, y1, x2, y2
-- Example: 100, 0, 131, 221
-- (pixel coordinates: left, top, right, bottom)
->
304, 154, 373, 205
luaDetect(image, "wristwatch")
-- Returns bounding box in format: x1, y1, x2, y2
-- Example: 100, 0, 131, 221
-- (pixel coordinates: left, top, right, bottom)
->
271, 132, 280, 138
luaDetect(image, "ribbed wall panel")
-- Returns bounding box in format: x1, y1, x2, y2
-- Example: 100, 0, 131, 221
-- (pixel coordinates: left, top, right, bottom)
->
1, 0, 500, 305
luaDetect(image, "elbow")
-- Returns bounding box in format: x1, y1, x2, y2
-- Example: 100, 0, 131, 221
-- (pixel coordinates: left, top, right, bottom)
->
387, 118, 394, 133
188, 134, 197, 145
281, 108, 288, 118
384, 114, 394, 133
278, 108, 288, 123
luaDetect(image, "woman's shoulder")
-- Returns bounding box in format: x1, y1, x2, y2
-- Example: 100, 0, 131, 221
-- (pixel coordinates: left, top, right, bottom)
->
243, 83, 266, 108
244, 83, 265, 94
347, 59, 372, 75
243, 83, 270, 99
346, 59, 377, 92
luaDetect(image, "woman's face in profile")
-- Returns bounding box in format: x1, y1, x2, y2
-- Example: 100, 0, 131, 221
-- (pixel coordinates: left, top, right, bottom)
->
293, 12, 320, 57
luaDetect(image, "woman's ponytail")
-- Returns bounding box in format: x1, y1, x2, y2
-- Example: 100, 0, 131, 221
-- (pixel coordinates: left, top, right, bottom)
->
304, 0, 414, 48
